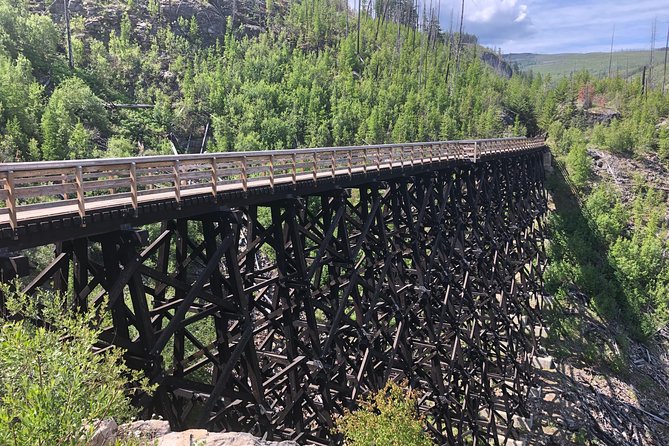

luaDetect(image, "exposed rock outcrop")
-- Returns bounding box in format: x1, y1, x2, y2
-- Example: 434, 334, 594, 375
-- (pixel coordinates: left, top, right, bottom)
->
89, 419, 298, 446
480, 51, 513, 79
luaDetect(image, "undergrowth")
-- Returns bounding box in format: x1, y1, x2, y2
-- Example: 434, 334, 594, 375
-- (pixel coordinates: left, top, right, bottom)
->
335, 381, 432, 446
0, 286, 152, 446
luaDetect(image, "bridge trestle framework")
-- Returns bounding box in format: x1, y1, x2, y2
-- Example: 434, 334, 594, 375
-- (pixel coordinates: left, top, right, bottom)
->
0, 138, 548, 445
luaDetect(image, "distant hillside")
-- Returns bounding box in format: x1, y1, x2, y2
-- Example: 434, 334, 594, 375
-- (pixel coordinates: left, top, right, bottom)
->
506, 50, 669, 84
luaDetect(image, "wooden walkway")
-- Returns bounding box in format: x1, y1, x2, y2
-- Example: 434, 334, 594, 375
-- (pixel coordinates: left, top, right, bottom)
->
0, 137, 545, 248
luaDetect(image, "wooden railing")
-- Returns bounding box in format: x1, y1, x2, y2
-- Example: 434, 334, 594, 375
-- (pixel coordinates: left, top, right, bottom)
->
0, 137, 545, 230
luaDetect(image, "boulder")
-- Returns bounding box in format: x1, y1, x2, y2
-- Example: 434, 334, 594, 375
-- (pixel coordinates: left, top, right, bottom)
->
118, 419, 172, 439
88, 418, 118, 446
112, 420, 298, 446
156, 430, 299, 446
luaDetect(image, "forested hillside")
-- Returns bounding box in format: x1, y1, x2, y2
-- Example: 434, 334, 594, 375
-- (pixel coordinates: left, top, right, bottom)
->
529, 72, 669, 443
507, 50, 668, 86
0, 0, 538, 163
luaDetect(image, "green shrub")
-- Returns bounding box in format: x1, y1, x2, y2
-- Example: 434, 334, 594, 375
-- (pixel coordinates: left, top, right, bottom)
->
584, 184, 628, 245
565, 142, 591, 188
590, 122, 606, 147
604, 119, 634, 153
107, 135, 137, 158
40, 77, 109, 160
658, 127, 669, 160
0, 288, 149, 446
335, 381, 432, 446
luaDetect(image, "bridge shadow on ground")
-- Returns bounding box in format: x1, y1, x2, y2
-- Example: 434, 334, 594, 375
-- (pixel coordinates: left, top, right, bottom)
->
528, 164, 669, 445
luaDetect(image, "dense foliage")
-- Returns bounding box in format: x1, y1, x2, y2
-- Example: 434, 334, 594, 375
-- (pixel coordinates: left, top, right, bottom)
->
0, 0, 547, 162
0, 288, 150, 446
335, 381, 431, 446
544, 72, 669, 340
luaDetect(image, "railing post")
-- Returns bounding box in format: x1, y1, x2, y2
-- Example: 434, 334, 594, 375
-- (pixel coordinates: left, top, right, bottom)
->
348, 149, 352, 177
5, 171, 16, 232
241, 156, 248, 192
363, 148, 368, 174
210, 158, 218, 196
473, 141, 478, 163
312, 151, 318, 183
331, 150, 336, 177
376, 147, 381, 171
130, 162, 138, 216
75, 166, 86, 226
269, 154, 275, 189
60, 172, 67, 200
291, 153, 297, 185
173, 160, 181, 203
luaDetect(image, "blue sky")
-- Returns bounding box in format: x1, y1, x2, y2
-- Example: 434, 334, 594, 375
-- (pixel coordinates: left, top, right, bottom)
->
430, 0, 669, 53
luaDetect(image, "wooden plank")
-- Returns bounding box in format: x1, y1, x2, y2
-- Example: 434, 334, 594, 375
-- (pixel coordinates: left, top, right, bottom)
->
14, 183, 75, 199
13, 174, 76, 184
136, 173, 174, 185
12, 168, 73, 178
82, 179, 129, 192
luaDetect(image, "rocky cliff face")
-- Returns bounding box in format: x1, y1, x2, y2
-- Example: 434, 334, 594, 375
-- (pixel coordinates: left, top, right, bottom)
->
480, 51, 513, 79
33, 0, 275, 47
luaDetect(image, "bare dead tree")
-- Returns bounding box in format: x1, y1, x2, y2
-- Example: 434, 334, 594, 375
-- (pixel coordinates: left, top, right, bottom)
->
433, 0, 441, 52
411, 0, 417, 46
374, 0, 390, 42
427, 0, 441, 89
344, 0, 349, 36
608, 25, 615, 78
649, 18, 657, 90
444, 8, 454, 91
395, 0, 402, 54
64, 0, 74, 69
454, 0, 464, 70
418, 1, 425, 84
357, 0, 362, 54
424, 2, 438, 89
663, 25, 669, 94
390, 0, 402, 77
200, 120, 210, 154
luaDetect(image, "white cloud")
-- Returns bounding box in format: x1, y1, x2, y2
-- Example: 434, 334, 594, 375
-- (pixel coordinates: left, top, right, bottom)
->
488, 0, 669, 53
349, 0, 669, 53
437, 0, 535, 48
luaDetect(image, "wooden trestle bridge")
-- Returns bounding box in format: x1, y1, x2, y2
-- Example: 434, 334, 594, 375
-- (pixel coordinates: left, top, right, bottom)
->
0, 137, 548, 445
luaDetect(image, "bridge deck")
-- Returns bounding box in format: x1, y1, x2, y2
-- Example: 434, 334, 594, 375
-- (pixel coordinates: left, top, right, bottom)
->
0, 137, 545, 249
0, 162, 427, 225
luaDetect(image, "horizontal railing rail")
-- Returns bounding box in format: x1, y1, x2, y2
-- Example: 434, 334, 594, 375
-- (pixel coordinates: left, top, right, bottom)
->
0, 137, 545, 230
